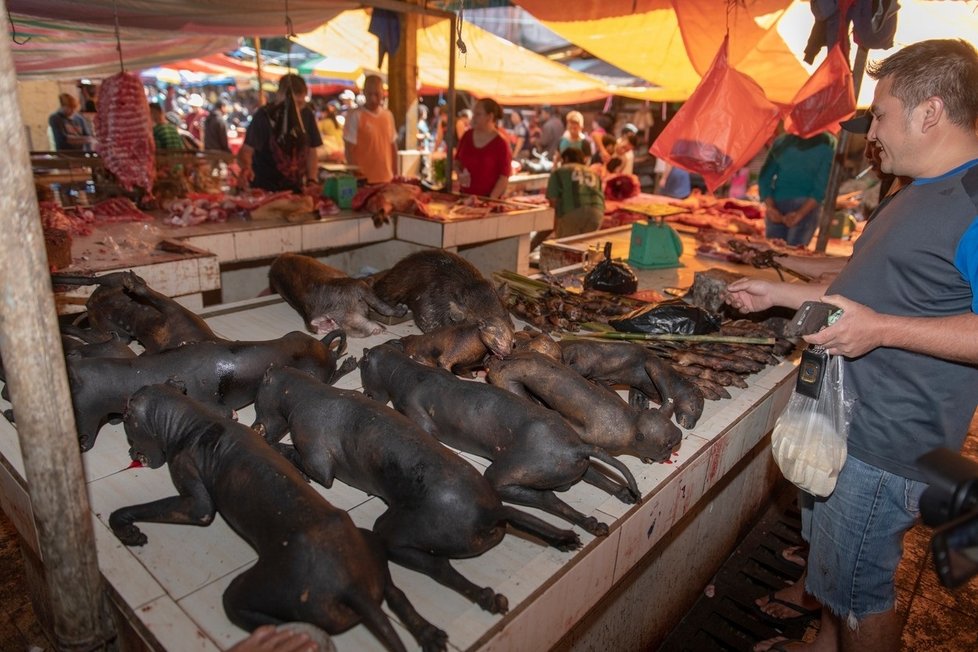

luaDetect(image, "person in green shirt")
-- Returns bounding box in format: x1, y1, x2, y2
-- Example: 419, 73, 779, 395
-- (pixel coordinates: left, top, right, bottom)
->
530, 147, 605, 251
149, 102, 186, 151
758, 130, 836, 247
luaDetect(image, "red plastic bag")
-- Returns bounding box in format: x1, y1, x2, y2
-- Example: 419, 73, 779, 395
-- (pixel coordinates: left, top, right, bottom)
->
650, 37, 782, 193
784, 44, 856, 139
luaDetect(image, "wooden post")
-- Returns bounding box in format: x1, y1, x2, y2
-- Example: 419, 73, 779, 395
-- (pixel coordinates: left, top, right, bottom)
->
815, 45, 869, 253
0, 2, 115, 648
255, 36, 266, 106
389, 7, 419, 156
445, 12, 458, 188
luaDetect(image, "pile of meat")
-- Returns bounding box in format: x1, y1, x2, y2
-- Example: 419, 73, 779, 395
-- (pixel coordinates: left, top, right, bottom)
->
352, 180, 431, 226
663, 195, 764, 234
496, 272, 642, 332
694, 228, 817, 265
40, 197, 154, 237
95, 72, 155, 193
643, 319, 794, 400
163, 189, 336, 227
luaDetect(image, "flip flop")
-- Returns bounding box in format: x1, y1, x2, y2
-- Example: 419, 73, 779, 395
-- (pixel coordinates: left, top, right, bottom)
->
753, 593, 820, 627
780, 544, 808, 568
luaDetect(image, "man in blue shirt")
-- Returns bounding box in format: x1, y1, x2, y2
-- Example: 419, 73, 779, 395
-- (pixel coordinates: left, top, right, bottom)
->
728, 39, 978, 652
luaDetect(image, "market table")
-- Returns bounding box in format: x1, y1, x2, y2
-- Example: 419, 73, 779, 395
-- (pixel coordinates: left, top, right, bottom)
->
0, 245, 799, 651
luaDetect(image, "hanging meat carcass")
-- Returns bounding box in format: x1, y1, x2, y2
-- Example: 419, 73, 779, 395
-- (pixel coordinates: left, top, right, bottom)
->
95, 72, 155, 194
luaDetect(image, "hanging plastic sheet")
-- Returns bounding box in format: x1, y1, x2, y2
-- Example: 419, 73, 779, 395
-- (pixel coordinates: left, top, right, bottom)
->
783, 43, 856, 138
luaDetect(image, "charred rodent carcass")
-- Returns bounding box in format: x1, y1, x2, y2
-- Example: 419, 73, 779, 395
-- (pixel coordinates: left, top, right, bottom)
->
254, 364, 580, 614
373, 250, 515, 353
269, 253, 406, 338
111, 382, 447, 652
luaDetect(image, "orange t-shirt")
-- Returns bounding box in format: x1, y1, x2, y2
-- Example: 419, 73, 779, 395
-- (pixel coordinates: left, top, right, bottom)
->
347, 108, 395, 184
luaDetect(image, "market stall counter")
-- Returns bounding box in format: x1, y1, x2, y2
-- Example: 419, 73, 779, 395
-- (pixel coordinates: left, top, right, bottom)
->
0, 245, 800, 651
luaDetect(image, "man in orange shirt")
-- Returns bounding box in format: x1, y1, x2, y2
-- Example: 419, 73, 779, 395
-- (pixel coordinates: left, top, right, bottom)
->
343, 75, 397, 184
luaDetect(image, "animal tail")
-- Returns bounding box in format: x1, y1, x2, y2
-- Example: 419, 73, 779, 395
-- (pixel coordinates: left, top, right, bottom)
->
588, 446, 641, 501
50, 273, 102, 287
319, 329, 348, 356
344, 592, 407, 652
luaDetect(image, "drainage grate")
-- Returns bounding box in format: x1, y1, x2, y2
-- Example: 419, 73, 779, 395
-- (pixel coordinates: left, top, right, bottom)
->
657, 500, 811, 652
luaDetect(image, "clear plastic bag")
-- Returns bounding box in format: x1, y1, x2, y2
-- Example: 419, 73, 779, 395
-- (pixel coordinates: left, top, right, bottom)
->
771, 351, 854, 497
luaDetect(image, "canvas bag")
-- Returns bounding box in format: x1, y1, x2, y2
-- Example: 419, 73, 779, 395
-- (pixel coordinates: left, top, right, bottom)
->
784, 43, 856, 139
649, 36, 782, 193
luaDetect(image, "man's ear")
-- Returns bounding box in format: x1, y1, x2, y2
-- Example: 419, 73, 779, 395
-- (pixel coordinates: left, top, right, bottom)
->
919, 96, 945, 133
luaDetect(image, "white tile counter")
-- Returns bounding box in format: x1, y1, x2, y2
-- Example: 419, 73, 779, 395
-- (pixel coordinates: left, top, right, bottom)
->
0, 289, 796, 651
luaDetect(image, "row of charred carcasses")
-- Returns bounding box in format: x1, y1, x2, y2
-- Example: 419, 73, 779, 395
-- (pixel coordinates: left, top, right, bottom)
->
0, 250, 792, 651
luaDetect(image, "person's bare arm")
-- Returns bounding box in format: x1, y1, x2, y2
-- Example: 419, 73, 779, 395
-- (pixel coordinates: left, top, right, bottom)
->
783, 197, 819, 227
306, 148, 319, 185
238, 144, 255, 187
489, 174, 509, 199
805, 295, 978, 363
725, 278, 830, 313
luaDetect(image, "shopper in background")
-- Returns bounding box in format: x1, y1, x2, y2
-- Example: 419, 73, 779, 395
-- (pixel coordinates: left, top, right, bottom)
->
454, 97, 512, 198
239, 74, 322, 192
758, 129, 836, 247
530, 147, 604, 251
507, 110, 529, 159
343, 74, 397, 184
203, 101, 231, 153
536, 105, 564, 158
729, 38, 978, 652
316, 101, 346, 162
590, 112, 615, 164
615, 126, 637, 176
455, 108, 473, 142
49, 93, 95, 151
656, 162, 692, 199
556, 110, 592, 163
149, 102, 186, 151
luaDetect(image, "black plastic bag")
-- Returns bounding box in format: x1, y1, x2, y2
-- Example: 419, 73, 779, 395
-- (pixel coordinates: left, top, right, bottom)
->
584, 242, 638, 295
609, 298, 721, 335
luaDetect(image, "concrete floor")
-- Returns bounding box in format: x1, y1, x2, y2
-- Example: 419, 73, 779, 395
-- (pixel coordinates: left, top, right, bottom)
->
2, 424, 978, 651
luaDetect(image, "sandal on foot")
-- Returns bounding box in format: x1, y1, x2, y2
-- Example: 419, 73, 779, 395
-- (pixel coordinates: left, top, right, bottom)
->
780, 544, 808, 568
753, 593, 820, 626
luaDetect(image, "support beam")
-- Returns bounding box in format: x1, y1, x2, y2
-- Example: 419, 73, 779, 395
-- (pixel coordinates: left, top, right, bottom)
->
815, 45, 869, 253
389, 6, 419, 154
0, 1, 115, 648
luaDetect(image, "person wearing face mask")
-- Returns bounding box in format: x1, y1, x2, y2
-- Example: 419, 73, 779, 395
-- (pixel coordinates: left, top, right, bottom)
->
343, 75, 397, 184
454, 97, 512, 199
238, 74, 322, 192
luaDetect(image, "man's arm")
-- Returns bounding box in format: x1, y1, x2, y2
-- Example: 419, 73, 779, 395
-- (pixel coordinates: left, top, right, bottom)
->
237, 144, 255, 186
725, 278, 830, 314
805, 295, 978, 363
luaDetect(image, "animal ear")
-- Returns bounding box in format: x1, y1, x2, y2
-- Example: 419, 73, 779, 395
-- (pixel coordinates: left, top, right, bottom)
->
448, 300, 466, 321
164, 378, 188, 394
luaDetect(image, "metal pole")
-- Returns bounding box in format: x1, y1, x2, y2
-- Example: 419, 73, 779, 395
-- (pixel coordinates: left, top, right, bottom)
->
0, 1, 114, 648
445, 12, 457, 190
815, 45, 869, 253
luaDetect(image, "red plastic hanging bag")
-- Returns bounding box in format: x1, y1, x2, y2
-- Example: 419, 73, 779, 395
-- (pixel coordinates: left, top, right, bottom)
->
650, 37, 781, 193
784, 44, 856, 139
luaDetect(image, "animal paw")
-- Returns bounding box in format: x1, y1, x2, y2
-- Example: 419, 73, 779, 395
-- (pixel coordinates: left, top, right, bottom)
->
419, 625, 449, 652
583, 517, 610, 537
78, 434, 95, 452
553, 531, 582, 552
478, 588, 509, 614
614, 486, 639, 505
113, 524, 148, 546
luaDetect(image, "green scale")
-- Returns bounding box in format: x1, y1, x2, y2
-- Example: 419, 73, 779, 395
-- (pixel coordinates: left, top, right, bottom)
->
628, 218, 684, 270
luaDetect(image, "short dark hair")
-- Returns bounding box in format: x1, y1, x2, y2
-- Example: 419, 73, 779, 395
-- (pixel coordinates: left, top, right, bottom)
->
277, 73, 308, 96
476, 98, 503, 123
560, 147, 586, 164
868, 39, 978, 129
148, 102, 163, 115
606, 157, 623, 173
